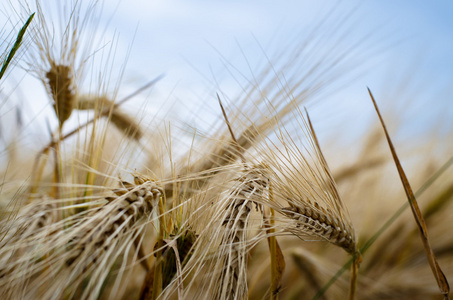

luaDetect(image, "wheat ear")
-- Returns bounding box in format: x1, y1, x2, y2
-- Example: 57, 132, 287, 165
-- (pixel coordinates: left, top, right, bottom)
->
209, 167, 266, 300
66, 176, 162, 269
253, 103, 360, 298
77, 95, 144, 140
8, 176, 163, 300
63, 177, 161, 300
46, 64, 75, 128
0, 197, 56, 289
210, 96, 263, 299
281, 204, 355, 254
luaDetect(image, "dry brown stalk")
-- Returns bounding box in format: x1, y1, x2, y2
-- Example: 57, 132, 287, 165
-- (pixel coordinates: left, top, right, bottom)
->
139, 264, 156, 300
368, 88, 450, 299
264, 204, 285, 300
151, 194, 165, 300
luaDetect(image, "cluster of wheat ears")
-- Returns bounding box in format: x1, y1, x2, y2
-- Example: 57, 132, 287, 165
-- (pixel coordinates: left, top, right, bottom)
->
0, 1, 452, 300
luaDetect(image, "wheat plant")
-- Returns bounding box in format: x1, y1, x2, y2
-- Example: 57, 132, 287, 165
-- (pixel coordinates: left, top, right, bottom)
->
1, 1, 452, 300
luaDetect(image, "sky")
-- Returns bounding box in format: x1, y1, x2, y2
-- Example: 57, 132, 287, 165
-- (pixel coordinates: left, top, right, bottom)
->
2, 0, 453, 164
99, 0, 453, 135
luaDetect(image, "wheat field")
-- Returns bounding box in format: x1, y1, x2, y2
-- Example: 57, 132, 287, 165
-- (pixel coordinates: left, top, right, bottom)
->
1, 1, 452, 299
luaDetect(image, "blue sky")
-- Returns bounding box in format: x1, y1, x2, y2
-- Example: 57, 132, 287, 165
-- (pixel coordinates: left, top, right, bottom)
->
2, 0, 453, 160
105, 1, 453, 82
99, 1, 453, 138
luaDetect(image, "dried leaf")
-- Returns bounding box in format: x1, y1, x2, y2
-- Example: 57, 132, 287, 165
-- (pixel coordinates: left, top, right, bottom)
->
368, 87, 450, 298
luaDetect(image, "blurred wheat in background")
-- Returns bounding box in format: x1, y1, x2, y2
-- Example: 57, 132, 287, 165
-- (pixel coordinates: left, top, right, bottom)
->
1, 0, 452, 299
